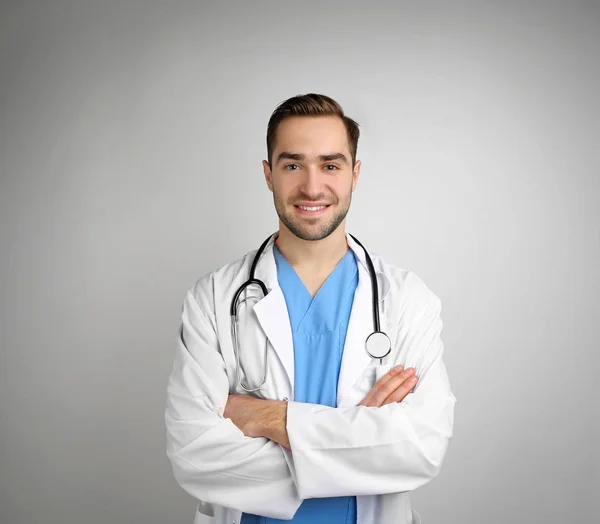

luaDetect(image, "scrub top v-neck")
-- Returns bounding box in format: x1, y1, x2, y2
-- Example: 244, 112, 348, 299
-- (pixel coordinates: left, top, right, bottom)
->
241, 243, 359, 524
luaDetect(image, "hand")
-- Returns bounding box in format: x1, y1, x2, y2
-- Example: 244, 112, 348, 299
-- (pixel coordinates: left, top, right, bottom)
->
223, 394, 261, 437
359, 366, 418, 408
224, 394, 290, 448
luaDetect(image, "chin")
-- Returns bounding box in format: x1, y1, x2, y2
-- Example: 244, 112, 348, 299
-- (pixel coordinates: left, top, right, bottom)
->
293, 224, 338, 242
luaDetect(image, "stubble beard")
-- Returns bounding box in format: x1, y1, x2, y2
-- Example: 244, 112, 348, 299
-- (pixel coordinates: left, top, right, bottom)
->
274, 192, 352, 241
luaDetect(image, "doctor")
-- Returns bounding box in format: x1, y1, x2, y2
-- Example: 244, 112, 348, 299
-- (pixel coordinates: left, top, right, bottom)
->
165, 93, 456, 524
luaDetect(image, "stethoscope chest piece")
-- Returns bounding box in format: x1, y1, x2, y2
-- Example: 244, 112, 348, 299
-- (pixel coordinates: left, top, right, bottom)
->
365, 331, 392, 360
232, 232, 392, 391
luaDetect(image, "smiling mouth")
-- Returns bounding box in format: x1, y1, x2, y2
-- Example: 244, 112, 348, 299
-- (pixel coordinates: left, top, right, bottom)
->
296, 205, 329, 211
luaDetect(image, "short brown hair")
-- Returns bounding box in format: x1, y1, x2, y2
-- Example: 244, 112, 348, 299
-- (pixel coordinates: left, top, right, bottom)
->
266, 93, 360, 167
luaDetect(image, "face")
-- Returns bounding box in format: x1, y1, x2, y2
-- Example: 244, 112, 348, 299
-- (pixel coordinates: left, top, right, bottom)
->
263, 116, 361, 241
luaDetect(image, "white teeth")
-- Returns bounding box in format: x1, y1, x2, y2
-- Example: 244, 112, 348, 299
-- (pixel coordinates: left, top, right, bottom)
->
298, 205, 327, 211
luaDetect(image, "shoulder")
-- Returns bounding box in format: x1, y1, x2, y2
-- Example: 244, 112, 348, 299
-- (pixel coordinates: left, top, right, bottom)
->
187, 249, 255, 314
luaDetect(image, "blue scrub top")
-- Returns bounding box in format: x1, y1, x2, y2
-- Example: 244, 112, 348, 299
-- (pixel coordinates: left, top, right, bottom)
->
241, 244, 359, 524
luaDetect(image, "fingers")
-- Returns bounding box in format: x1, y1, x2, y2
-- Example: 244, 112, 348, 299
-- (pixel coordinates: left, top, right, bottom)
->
381, 373, 418, 406
373, 367, 416, 407
359, 366, 418, 408
359, 365, 404, 407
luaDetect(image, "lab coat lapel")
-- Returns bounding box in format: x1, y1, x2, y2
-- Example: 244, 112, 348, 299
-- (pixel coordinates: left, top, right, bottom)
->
336, 234, 374, 406
252, 236, 295, 393
251, 232, 377, 403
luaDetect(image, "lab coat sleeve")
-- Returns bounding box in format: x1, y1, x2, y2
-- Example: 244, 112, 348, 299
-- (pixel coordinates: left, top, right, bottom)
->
165, 289, 302, 519
285, 290, 456, 499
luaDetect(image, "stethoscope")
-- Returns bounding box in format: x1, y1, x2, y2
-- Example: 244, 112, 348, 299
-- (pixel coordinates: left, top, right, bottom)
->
230, 233, 391, 392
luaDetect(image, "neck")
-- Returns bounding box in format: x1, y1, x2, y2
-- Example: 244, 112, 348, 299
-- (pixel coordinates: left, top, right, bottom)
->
274, 225, 349, 272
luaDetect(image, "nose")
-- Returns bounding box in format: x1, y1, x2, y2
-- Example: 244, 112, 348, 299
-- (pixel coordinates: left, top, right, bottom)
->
300, 165, 322, 197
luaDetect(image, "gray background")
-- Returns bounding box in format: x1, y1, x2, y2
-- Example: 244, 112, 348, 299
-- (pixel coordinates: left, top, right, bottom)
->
1, 1, 598, 523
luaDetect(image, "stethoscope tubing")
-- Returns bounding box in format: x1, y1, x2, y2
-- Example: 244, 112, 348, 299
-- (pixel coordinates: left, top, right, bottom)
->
230, 232, 390, 391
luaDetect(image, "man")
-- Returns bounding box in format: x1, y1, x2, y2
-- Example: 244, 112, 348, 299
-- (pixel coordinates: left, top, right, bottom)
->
165, 94, 456, 524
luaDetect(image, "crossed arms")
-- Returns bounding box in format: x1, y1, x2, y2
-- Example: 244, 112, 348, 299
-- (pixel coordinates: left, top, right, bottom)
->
223, 363, 420, 449
165, 288, 455, 519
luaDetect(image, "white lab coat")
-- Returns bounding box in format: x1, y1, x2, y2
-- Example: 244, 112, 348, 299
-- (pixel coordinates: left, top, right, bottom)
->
165, 232, 456, 524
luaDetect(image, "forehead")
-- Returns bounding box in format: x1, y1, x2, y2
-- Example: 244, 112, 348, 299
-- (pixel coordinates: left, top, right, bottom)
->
273, 116, 350, 154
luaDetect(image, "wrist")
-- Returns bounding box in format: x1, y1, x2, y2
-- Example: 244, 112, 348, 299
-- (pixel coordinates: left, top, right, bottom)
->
254, 399, 288, 445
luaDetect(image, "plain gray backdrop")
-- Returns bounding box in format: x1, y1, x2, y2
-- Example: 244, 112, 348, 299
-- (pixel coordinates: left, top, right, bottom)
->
1, 1, 598, 523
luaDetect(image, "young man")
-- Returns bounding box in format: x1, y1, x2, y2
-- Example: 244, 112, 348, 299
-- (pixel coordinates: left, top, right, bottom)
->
165, 94, 456, 524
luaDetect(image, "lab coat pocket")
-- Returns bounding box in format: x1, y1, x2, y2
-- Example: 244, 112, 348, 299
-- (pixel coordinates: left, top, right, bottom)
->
374, 364, 391, 382
349, 364, 392, 405
339, 364, 392, 407
359, 364, 391, 390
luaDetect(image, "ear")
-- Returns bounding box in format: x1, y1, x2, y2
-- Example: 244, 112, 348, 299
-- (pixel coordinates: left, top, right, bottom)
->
263, 160, 274, 192
351, 159, 361, 192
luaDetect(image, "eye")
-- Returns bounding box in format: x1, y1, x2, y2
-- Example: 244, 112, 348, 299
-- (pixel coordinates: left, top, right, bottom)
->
284, 164, 299, 171
324, 164, 339, 171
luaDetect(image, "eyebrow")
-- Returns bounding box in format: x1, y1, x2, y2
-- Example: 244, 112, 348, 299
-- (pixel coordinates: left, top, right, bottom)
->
275, 151, 349, 165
